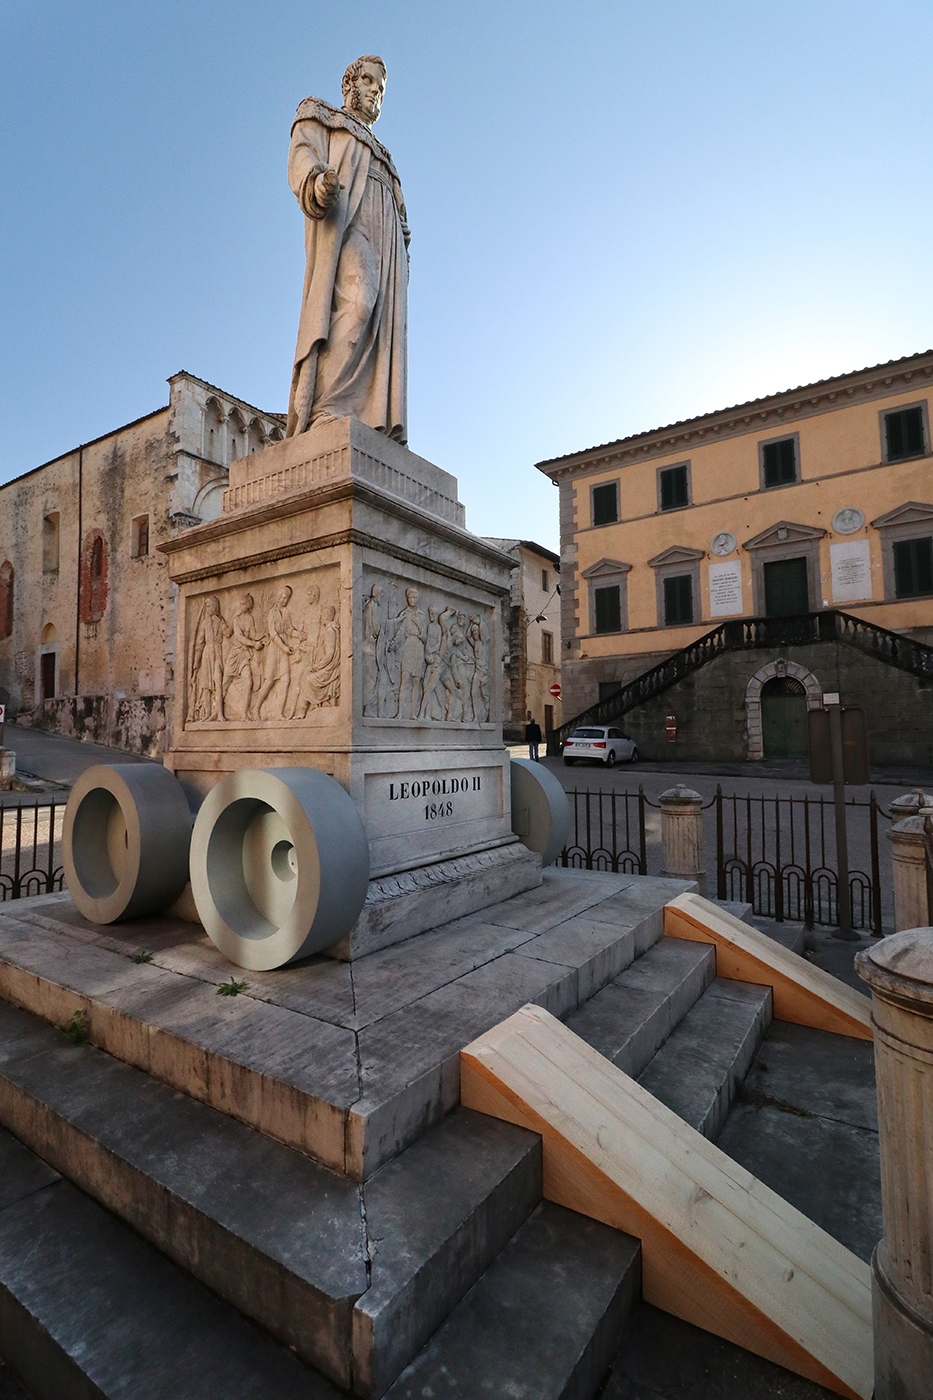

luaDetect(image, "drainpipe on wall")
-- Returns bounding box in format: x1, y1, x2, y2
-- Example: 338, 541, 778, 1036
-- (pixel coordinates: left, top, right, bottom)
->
74, 444, 83, 697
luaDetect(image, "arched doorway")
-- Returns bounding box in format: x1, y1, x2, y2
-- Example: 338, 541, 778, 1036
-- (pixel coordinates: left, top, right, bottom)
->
761, 676, 807, 758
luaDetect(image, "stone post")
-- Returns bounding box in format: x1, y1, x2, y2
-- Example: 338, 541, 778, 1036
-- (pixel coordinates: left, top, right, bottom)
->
659, 784, 705, 894
0, 751, 14, 791
856, 929, 933, 1399
888, 816, 931, 933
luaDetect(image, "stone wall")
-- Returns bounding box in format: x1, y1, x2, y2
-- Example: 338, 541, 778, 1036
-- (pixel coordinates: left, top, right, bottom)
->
603, 642, 933, 767
16, 694, 170, 758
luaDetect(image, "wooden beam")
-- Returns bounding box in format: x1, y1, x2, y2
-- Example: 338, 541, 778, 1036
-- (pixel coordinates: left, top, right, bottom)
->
461, 1004, 873, 1400
664, 894, 872, 1041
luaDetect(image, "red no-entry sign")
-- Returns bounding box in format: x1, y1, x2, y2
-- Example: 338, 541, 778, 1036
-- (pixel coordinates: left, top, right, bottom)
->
549, 683, 561, 698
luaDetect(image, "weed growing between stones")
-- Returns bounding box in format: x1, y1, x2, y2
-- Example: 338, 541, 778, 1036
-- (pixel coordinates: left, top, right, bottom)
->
217, 977, 248, 997
132, 951, 153, 964
66, 1009, 90, 1044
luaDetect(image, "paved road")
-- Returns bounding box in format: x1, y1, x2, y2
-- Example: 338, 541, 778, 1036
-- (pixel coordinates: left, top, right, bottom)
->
1, 725, 154, 805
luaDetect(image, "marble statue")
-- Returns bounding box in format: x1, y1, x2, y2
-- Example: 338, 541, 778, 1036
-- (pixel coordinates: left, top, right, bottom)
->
286, 55, 409, 444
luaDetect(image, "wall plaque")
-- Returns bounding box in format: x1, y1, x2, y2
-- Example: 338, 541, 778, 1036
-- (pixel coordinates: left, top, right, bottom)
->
708, 559, 744, 617
830, 540, 872, 603
832, 507, 865, 535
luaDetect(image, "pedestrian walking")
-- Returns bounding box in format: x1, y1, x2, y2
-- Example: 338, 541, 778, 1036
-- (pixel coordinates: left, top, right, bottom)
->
525, 715, 543, 762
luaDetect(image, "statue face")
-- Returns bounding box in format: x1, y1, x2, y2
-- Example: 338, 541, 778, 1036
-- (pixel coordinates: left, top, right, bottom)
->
406, 587, 418, 606
277, 587, 291, 607
351, 61, 385, 125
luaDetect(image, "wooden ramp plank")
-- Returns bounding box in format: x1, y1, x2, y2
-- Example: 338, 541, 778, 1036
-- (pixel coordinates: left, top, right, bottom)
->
664, 894, 872, 1041
461, 1004, 873, 1400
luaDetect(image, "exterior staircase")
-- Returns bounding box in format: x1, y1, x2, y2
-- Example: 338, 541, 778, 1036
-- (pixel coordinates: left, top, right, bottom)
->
0, 878, 866, 1400
549, 607, 933, 753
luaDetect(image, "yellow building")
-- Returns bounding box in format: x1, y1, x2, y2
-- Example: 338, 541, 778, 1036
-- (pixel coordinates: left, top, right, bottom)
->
538, 350, 933, 765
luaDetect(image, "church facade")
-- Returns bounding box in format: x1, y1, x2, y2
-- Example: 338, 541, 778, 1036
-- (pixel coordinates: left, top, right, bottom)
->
0, 373, 285, 753
538, 350, 933, 766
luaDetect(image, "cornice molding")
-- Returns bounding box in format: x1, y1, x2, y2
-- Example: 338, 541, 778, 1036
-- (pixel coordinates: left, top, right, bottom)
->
871, 501, 933, 529
647, 545, 705, 568
537, 351, 933, 481
743, 520, 826, 551
581, 557, 632, 578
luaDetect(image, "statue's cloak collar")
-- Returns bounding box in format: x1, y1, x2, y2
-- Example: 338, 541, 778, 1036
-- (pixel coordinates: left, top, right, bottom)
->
292, 96, 401, 183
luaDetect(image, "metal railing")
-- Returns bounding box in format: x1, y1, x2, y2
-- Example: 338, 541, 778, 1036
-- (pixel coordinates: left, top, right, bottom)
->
556, 784, 893, 932
0, 801, 66, 901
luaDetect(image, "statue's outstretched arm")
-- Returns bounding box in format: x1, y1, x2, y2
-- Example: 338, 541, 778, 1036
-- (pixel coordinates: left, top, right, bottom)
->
288, 119, 335, 220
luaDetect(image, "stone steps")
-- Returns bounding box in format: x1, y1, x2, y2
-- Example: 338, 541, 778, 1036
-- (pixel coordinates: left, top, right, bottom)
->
0, 996, 540, 1397
384, 1202, 641, 1399
0, 1126, 341, 1400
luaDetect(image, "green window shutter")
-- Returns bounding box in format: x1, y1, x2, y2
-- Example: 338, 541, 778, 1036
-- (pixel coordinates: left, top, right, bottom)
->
594, 585, 621, 633
592, 483, 619, 526
763, 439, 796, 487
664, 574, 694, 625
894, 536, 933, 597
886, 408, 925, 461
659, 464, 689, 511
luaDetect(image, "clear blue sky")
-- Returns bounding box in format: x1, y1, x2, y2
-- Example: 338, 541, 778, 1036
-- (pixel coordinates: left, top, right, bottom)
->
3, 1, 932, 550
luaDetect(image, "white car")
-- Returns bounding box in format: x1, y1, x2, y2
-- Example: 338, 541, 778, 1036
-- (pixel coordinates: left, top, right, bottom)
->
563, 726, 638, 767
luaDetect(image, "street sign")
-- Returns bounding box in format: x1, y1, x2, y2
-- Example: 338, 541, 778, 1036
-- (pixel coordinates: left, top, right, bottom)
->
0, 705, 5, 725
549, 683, 561, 698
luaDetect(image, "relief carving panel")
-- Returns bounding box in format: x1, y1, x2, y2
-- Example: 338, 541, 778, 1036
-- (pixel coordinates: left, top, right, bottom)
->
185, 568, 340, 726
362, 572, 493, 725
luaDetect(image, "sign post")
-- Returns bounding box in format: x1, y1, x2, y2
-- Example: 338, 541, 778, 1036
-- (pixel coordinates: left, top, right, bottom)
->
808, 694, 869, 941
0, 702, 5, 750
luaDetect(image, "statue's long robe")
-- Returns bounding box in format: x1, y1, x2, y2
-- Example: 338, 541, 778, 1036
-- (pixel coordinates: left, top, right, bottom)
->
286, 98, 409, 443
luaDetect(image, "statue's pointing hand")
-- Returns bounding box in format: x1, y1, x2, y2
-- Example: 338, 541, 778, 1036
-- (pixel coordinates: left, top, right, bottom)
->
314, 168, 340, 209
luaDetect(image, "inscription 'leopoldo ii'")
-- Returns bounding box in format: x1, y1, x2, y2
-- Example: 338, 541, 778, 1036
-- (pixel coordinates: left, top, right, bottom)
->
389, 773, 481, 823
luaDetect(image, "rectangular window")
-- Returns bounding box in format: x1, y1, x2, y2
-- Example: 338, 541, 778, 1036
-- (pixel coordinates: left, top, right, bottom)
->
541, 568, 548, 592
541, 630, 554, 664
885, 407, 925, 462
592, 482, 619, 527
664, 574, 694, 625
762, 438, 797, 488
131, 514, 150, 558
659, 463, 689, 511
893, 536, 933, 598
594, 585, 621, 633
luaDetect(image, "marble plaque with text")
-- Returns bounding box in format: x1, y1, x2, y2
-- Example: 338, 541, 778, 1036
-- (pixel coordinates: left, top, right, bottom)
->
708, 560, 744, 617
830, 540, 872, 603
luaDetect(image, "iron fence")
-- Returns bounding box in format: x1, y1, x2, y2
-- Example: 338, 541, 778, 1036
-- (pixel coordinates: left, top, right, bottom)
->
557, 784, 893, 932
0, 801, 66, 901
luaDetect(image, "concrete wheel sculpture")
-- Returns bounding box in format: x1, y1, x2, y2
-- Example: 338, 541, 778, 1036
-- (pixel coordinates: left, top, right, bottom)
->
510, 757, 572, 867
63, 763, 192, 923
189, 766, 370, 969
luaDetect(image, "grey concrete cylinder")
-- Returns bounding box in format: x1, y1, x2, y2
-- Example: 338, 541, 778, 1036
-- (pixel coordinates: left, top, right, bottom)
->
659, 784, 705, 893
510, 758, 571, 867
63, 763, 192, 923
189, 766, 370, 969
888, 816, 930, 933
856, 929, 933, 1400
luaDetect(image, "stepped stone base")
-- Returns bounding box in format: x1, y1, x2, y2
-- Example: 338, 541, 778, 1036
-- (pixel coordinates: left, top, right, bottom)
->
0, 868, 692, 1182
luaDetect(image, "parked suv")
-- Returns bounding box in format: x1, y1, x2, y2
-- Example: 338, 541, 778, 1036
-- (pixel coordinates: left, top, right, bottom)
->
563, 726, 638, 766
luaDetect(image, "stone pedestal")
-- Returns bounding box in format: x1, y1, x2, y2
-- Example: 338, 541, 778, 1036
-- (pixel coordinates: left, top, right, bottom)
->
888, 816, 931, 932
857, 929, 933, 1400
659, 784, 706, 894
160, 417, 541, 954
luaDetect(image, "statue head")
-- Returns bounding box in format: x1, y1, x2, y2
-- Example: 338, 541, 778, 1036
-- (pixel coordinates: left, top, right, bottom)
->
324, 605, 336, 622
342, 55, 386, 126
307, 583, 320, 605
428, 606, 438, 622
277, 585, 293, 607
242, 593, 254, 611
405, 587, 418, 606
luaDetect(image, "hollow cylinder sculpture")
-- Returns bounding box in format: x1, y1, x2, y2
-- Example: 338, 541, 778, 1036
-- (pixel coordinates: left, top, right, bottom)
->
189, 766, 370, 968
63, 763, 192, 922
509, 758, 571, 867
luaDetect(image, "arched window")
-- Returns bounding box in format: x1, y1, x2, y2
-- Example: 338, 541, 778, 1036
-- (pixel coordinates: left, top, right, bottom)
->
80, 532, 108, 623
0, 561, 13, 639
203, 398, 224, 463
43, 513, 60, 573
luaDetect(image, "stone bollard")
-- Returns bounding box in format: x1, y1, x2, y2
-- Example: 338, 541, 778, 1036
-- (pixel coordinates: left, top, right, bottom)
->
659, 784, 705, 894
0, 750, 14, 791
888, 815, 931, 932
856, 929, 933, 1400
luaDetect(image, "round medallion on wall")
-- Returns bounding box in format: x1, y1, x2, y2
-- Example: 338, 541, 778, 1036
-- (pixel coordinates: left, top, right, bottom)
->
710, 531, 737, 556
832, 507, 865, 534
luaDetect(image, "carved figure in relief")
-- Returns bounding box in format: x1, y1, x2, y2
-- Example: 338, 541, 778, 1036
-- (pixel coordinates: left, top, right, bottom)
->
469, 614, 490, 724
255, 586, 303, 720
286, 56, 409, 443
189, 596, 232, 722
362, 582, 387, 717
221, 593, 265, 721
389, 586, 426, 721
294, 606, 341, 717
417, 606, 445, 720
